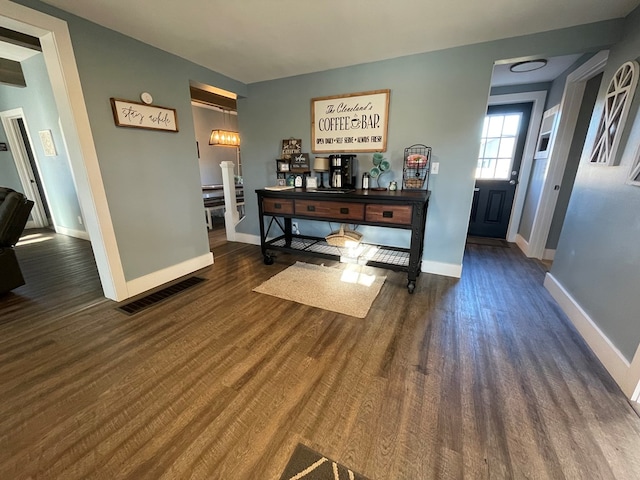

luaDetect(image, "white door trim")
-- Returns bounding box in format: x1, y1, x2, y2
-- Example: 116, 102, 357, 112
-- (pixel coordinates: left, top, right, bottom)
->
527, 50, 609, 258
0, 1, 127, 300
0, 108, 48, 228
487, 91, 547, 243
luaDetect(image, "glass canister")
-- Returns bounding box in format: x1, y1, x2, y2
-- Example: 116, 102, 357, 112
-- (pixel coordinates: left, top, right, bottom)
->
362, 172, 370, 189
389, 181, 397, 191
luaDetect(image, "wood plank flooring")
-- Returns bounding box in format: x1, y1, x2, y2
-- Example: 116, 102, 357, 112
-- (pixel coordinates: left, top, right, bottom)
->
1, 231, 640, 479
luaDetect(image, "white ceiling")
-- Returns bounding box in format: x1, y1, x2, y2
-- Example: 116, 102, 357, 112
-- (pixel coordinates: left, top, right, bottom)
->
31, 0, 640, 84
491, 54, 584, 87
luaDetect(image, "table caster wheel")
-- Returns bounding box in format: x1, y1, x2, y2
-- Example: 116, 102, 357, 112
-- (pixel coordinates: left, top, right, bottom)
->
407, 281, 416, 294
263, 255, 274, 265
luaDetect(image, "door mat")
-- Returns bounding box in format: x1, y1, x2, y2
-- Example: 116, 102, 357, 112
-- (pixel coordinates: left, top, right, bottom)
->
279, 443, 370, 480
253, 262, 386, 318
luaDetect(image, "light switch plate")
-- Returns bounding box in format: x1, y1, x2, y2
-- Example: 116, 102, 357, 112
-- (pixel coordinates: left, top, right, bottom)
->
431, 162, 440, 174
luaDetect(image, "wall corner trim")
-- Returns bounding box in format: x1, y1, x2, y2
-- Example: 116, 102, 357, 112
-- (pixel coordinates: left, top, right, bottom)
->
544, 272, 640, 398
515, 233, 532, 257
124, 252, 213, 301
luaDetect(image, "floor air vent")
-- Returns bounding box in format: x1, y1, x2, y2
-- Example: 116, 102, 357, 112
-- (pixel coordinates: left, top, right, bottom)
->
117, 276, 206, 315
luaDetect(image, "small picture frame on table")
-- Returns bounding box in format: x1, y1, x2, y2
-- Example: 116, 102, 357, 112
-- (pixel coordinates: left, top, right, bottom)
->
277, 178, 286, 186
277, 159, 290, 172
306, 176, 318, 189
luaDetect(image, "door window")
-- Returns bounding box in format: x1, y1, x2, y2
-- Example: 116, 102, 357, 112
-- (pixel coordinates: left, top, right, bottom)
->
476, 113, 522, 179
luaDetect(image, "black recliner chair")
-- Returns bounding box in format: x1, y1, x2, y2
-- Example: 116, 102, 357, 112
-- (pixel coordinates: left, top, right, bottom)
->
0, 187, 34, 294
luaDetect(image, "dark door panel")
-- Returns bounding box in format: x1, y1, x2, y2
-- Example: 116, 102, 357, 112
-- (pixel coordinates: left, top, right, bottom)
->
470, 181, 516, 237
468, 102, 532, 238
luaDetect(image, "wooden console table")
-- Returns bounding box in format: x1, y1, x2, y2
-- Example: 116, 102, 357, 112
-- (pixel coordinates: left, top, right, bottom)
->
256, 188, 430, 293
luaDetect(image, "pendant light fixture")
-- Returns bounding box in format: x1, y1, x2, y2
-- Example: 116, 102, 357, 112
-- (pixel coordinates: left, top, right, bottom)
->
209, 108, 240, 147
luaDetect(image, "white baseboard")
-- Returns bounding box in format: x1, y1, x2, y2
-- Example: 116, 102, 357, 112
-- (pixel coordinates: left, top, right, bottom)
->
233, 232, 261, 245
55, 225, 90, 241
543, 248, 556, 261
125, 252, 213, 299
515, 233, 531, 256
544, 272, 639, 398
421, 260, 462, 278
631, 344, 640, 402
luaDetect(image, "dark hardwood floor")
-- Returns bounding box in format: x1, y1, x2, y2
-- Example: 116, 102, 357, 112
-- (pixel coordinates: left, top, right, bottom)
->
1, 229, 639, 479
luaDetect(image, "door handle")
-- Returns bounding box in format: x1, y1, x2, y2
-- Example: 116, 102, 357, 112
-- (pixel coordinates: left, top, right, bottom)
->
474, 188, 480, 192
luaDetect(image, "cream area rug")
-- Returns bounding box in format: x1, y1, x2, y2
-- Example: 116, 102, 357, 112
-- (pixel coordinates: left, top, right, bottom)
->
253, 261, 386, 318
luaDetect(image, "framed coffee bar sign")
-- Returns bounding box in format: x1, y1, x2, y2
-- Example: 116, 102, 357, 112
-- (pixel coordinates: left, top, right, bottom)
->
311, 89, 389, 153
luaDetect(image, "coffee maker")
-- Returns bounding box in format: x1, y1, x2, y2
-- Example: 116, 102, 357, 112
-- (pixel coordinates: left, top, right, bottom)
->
329, 154, 357, 189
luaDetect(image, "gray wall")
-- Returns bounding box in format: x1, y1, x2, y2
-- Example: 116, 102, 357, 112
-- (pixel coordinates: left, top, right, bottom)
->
0, 53, 84, 231
12, 0, 629, 292
191, 105, 239, 185
551, 6, 640, 361
237, 22, 622, 268
545, 53, 596, 110
518, 156, 547, 242
17, 0, 247, 282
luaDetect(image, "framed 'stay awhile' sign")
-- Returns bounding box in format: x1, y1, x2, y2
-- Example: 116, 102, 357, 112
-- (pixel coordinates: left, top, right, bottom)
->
311, 89, 389, 153
110, 98, 179, 132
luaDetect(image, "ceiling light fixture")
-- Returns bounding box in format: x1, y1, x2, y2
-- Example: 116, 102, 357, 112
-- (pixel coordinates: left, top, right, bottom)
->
209, 129, 240, 147
209, 109, 240, 147
510, 59, 548, 73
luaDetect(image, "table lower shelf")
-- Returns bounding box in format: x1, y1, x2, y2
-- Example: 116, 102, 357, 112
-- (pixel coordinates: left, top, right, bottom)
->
264, 235, 411, 271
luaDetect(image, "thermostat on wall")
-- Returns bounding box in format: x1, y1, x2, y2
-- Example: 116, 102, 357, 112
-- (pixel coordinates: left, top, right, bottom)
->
140, 92, 153, 104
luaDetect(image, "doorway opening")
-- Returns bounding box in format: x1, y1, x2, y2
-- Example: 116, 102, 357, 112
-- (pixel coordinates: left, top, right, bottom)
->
16, 118, 52, 226
1, 4, 125, 300
540, 72, 603, 265
0, 109, 51, 228
190, 83, 244, 243
525, 51, 609, 260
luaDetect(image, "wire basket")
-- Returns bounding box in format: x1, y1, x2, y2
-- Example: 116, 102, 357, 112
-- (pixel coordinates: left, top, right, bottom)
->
402, 144, 431, 190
